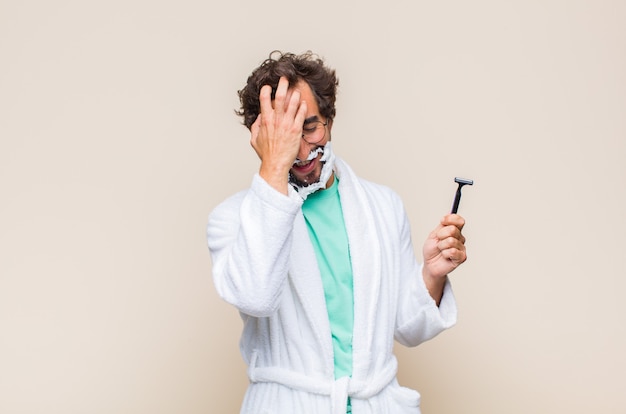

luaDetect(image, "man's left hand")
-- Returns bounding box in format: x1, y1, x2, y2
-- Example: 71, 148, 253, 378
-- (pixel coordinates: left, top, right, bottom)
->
422, 214, 467, 302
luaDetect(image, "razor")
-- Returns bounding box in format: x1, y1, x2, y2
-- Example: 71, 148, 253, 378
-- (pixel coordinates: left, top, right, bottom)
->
451, 177, 473, 214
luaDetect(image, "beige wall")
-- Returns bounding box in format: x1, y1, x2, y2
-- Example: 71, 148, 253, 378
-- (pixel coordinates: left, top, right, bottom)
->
1, 1, 624, 413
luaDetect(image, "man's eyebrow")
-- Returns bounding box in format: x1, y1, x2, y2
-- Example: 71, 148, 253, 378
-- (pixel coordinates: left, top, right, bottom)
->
303, 115, 320, 124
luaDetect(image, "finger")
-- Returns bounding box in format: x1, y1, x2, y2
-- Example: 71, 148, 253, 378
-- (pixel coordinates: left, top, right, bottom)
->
250, 114, 261, 144
293, 98, 308, 127
259, 85, 274, 118
274, 77, 290, 116
438, 244, 467, 265
284, 88, 302, 120
441, 214, 465, 231
437, 235, 465, 252
436, 225, 465, 245
450, 248, 467, 264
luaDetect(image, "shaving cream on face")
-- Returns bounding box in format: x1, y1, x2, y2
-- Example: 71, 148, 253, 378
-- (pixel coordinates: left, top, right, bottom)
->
289, 142, 336, 200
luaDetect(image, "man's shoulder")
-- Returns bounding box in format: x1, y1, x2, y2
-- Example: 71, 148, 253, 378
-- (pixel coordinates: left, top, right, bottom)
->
209, 173, 303, 223
356, 175, 397, 194
209, 188, 248, 220
336, 157, 403, 204
359, 176, 404, 208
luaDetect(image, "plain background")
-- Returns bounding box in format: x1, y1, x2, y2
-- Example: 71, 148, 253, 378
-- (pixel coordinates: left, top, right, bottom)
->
1, 0, 625, 413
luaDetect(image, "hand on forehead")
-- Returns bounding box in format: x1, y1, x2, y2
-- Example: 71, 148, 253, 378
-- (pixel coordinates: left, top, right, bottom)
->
257, 76, 308, 133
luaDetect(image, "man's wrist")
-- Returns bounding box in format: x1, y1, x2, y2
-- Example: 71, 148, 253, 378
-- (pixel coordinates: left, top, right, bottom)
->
259, 163, 290, 195
422, 266, 447, 306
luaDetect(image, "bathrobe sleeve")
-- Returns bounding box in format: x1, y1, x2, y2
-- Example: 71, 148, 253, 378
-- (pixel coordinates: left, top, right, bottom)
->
393, 195, 458, 347
207, 174, 303, 317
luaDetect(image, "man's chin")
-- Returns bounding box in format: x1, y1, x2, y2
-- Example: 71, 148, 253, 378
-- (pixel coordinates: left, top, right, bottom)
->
289, 172, 321, 188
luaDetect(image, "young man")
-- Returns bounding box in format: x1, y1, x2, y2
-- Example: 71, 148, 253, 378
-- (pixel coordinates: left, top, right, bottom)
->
207, 51, 467, 414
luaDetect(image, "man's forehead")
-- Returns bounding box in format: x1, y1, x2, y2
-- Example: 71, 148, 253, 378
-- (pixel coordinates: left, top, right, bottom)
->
286, 80, 309, 94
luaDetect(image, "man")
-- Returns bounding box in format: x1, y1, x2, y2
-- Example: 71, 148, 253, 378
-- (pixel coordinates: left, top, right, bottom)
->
207, 51, 467, 414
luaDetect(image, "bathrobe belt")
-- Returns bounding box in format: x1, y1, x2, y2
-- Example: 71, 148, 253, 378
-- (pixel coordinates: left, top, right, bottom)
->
248, 353, 398, 414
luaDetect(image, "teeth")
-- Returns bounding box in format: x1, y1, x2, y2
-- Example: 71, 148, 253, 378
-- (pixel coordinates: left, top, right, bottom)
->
293, 147, 324, 167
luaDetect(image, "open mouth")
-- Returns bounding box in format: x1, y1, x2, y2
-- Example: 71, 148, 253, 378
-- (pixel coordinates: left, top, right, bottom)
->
292, 147, 323, 169
291, 156, 318, 174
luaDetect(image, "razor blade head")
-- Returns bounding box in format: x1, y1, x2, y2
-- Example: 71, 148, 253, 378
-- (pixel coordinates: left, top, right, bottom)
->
454, 177, 474, 186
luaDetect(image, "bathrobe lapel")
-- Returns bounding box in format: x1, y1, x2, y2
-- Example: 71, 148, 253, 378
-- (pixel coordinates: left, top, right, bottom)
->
335, 159, 382, 379
287, 157, 383, 380
289, 212, 335, 376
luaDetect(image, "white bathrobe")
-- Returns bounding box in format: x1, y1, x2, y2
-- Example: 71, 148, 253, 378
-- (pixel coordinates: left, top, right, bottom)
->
207, 157, 457, 414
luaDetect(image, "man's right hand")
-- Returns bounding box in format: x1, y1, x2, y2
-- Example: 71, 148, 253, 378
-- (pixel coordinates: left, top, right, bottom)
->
250, 76, 308, 195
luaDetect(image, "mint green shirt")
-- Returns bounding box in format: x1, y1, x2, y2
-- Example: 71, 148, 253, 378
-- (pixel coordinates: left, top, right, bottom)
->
302, 177, 354, 381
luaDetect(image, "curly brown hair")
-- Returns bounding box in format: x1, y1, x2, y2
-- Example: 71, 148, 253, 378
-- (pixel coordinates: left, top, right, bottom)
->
236, 51, 339, 129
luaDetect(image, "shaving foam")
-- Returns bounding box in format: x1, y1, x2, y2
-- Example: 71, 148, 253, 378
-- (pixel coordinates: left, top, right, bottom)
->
289, 142, 336, 200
